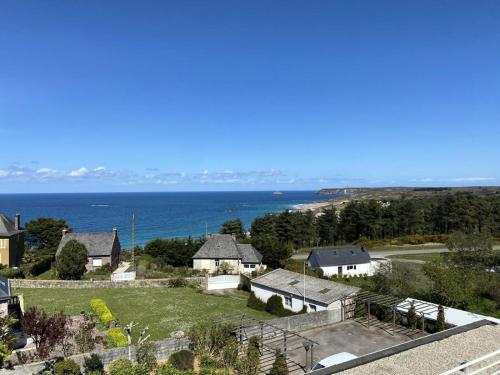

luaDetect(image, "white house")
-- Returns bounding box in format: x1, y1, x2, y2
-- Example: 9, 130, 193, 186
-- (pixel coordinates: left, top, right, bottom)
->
250, 268, 359, 313
307, 247, 375, 277
192, 234, 266, 274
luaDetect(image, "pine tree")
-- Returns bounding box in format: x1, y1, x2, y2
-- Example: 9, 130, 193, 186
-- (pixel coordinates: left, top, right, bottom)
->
436, 305, 446, 332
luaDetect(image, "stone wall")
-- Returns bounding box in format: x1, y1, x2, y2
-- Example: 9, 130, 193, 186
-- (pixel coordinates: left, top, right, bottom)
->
1, 338, 190, 374
265, 308, 343, 332
10, 277, 205, 289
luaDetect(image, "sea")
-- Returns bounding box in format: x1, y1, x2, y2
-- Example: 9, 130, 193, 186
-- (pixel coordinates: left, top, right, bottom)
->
0, 191, 320, 248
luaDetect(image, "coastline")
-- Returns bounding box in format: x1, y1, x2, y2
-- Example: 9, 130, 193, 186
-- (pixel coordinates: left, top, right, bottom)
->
292, 199, 350, 214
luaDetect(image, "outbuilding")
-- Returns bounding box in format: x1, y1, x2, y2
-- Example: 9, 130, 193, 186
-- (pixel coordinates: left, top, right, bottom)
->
250, 268, 359, 313
307, 247, 374, 277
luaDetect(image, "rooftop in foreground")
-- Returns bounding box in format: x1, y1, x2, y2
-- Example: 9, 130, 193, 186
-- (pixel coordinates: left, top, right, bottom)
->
311, 321, 499, 375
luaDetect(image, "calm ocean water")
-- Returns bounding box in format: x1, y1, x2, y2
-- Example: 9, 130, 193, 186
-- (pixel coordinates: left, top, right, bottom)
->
0, 191, 319, 248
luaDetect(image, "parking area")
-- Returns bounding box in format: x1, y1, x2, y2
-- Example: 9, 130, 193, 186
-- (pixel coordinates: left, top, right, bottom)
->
286, 320, 417, 368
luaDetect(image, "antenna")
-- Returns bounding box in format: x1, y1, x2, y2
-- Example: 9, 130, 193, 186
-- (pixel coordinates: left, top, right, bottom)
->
131, 213, 135, 272
303, 261, 306, 310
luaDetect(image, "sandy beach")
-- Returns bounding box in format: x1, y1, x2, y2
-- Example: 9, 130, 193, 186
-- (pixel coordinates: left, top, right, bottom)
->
293, 199, 350, 213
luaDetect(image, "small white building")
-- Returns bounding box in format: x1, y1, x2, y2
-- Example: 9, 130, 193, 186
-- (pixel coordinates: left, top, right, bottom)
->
307, 247, 374, 277
192, 234, 266, 274
250, 269, 359, 313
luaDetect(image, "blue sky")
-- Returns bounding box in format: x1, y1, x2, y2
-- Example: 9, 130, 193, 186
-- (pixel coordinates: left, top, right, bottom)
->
1, 0, 499, 193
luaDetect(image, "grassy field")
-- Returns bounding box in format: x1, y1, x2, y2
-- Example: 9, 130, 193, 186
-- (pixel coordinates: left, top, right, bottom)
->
15, 287, 273, 341
388, 253, 446, 262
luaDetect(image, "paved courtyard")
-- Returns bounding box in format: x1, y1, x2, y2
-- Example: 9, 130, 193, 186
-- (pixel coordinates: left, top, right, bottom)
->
285, 320, 418, 370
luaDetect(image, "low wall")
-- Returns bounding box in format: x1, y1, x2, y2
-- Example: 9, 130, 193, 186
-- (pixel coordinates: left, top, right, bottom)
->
207, 275, 242, 290
266, 308, 343, 332
2, 338, 190, 374
10, 277, 205, 289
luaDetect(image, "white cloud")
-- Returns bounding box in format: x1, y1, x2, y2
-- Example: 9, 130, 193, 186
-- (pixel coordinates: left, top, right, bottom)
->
68, 167, 89, 177
0, 170, 8, 178
36, 168, 58, 176
94, 166, 106, 172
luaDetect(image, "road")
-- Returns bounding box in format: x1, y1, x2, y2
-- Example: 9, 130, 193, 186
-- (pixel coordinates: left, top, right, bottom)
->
291, 245, 500, 262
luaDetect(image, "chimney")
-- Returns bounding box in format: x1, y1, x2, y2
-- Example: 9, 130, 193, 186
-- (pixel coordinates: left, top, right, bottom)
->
231, 233, 236, 241
62, 228, 68, 236
112, 227, 117, 237
14, 213, 20, 230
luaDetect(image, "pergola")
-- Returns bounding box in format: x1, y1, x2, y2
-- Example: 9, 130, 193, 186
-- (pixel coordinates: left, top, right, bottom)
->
354, 291, 440, 335
213, 312, 319, 373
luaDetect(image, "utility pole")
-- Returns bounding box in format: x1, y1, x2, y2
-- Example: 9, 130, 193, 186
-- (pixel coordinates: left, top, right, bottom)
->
303, 261, 306, 311
131, 213, 136, 272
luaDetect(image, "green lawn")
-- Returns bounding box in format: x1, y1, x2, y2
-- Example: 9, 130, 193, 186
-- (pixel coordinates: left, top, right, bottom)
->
15, 287, 273, 341
388, 253, 446, 262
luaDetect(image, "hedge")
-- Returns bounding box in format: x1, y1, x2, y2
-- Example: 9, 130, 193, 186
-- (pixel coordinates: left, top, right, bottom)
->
247, 292, 266, 311
107, 327, 128, 347
90, 299, 115, 327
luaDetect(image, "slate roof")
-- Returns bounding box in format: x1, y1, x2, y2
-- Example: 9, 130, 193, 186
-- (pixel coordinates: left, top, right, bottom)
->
251, 268, 359, 305
56, 232, 118, 257
307, 247, 371, 267
0, 214, 22, 236
192, 234, 263, 263
0, 276, 11, 302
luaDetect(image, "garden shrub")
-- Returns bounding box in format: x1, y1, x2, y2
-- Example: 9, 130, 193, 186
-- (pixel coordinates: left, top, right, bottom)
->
221, 336, 239, 368
169, 349, 194, 370
136, 341, 157, 370
53, 358, 81, 375
265, 295, 294, 317
247, 292, 266, 311
167, 276, 187, 288
131, 363, 150, 375
0, 343, 11, 368
269, 349, 288, 375
155, 363, 180, 375
199, 368, 218, 375
22, 255, 53, 277
188, 322, 235, 356
107, 328, 127, 347
89, 299, 115, 327
108, 359, 133, 375
83, 354, 103, 374
0, 267, 24, 279
200, 354, 220, 369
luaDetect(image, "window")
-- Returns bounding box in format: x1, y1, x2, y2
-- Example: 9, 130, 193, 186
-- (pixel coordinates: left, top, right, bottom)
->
92, 258, 103, 267
284, 296, 292, 307
347, 265, 357, 270
0, 239, 7, 249
309, 304, 317, 312
250, 264, 255, 269
215, 259, 220, 267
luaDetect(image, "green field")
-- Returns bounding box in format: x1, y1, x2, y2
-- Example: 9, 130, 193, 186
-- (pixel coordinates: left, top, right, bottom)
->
388, 253, 446, 262
15, 287, 273, 341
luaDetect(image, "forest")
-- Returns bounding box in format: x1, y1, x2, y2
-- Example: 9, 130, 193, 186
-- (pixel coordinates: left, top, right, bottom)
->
250, 193, 500, 249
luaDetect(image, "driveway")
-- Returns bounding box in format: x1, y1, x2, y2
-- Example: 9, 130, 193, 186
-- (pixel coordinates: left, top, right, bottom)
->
113, 261, 131, 274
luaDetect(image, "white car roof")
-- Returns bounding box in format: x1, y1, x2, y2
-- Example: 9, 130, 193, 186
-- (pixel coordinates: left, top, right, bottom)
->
317, 352, 358, 367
